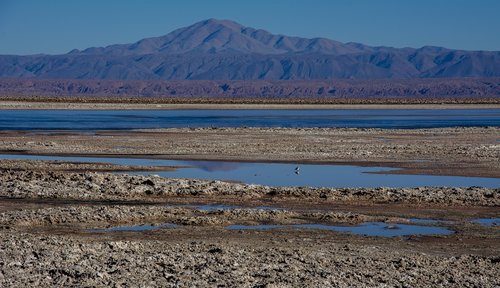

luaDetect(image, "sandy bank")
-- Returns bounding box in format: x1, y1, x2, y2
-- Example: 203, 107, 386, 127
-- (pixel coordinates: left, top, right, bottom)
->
1, 100, 499, 110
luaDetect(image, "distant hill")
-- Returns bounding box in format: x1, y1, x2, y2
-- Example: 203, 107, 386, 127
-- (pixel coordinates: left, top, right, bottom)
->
0, 78, 498, 103
0, 19, 499, 80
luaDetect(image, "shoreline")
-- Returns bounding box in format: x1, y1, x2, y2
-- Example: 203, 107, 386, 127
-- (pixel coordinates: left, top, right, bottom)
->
1, 151, 499, 179
1, 127, 499, 178
1, 100, 500, 110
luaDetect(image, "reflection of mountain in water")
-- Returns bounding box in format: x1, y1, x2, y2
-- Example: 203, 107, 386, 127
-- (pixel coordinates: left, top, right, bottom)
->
183, 161, 241, 172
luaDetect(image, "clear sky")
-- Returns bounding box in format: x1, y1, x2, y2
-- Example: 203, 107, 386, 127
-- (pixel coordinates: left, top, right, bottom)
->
1, 0, 499, 55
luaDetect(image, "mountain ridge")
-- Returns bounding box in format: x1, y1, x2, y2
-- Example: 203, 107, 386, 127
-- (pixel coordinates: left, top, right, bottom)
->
0, 19, 499, 80
1, 78, 498, 100
71, 18, 369, 56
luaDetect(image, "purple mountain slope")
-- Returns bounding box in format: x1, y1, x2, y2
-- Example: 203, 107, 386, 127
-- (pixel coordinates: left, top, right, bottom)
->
0, 19, 499, 80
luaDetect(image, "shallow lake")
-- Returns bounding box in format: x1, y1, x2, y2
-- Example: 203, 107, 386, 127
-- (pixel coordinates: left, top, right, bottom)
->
1, 154, 498, 188
1, 109, 499, 130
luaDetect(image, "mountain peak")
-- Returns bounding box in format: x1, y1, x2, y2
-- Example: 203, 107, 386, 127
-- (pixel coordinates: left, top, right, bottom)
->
196, 18, 244, 30
78, 18, 363, 56
2, 19, 498, 80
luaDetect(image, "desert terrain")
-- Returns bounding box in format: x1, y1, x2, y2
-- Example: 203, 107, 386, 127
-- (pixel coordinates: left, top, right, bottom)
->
1, 7, 498, 287
0, 120, 498, 286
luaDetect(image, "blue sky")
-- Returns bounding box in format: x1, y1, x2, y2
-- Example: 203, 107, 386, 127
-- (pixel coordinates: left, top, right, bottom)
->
1, 0, 499, 55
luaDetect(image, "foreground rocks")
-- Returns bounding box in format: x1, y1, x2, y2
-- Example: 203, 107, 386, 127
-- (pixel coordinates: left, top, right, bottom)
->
0, 159, 498, 287
0, 232, 498, 287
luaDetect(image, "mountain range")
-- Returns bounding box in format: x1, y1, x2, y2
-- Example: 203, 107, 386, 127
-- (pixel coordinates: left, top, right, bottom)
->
0, 19, 499, 80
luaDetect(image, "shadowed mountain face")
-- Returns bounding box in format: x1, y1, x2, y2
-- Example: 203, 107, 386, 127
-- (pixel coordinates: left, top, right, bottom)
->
1, 19, 499, 80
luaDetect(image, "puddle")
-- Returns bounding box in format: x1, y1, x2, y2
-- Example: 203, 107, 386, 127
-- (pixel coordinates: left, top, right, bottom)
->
227, 222, 454, 237
166, 203, 285, 212
1, 154, 499, 188
227, 224, 285, 230
408, 218, 451, 224
90, 223, 176, 232
469, 218, 500, 227
88, 220, 455, 236
165, 203, 240, 211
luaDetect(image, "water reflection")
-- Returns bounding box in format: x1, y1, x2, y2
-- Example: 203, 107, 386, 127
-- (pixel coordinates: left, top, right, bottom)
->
165, 203, 285, 212
184, 161, 242, 172
408, 218, 451, 224
226, 222, 454, 237
1, 154, 498, 188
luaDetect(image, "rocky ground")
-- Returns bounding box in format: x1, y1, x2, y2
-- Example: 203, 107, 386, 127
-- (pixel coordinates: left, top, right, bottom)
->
0, 159, 176, 173
0, 162, 499, 287
1, 231, 499, 287
0, 126, 499, 286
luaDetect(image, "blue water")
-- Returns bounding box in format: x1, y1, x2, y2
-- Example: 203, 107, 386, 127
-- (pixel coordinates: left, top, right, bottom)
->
1, 109, 499, 130
408, 218, 451, 224
88, 221, 454, 236
470, 218, 500, 226
1, 154, 498, 188
226, 222, 454, 237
